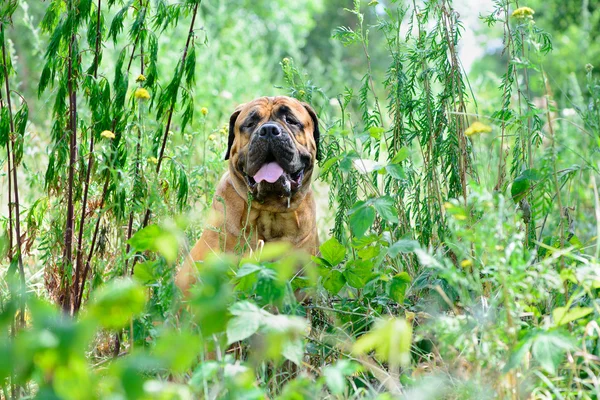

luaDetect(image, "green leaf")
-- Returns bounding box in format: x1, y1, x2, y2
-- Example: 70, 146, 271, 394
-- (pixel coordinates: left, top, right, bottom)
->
153, 329, 202, 373
503, 335, 533, 372
390, 147, 410, 164
318, 156, 341, 177
0, 107, 9, 147
357, 245, 380, 260
520, 168, 542, 181
227, 301, 264, 344
385, 164, 406, 180
531, 331, 573, 375
320, 237, 346, 266
322, 270, 346, 294
189, 259, 233, 336
0, 232, 8, 260
388, 240, 419, 257
349, 203, 375, 238
368, 126, 384, 139
89, 278, 146, 329
389, 272, 411, 303
322, 360, 361, 395
262, 314, 307, 365
236, 263, 262, 278
510, 169, 540, 202
373, 196, 399, 224
333, 26, 359, 46
133, 260, 157, 284
343, 260, 372, 289
552, 306, 593, 326
128, 224, 178, 264
227, 314, 260, 345
281, 338, 304, 366
510, 176, 531, 202
353, 318, 412, 367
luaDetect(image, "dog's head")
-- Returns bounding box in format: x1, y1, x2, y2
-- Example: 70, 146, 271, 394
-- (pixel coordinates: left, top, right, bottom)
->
225, 96, 320, 211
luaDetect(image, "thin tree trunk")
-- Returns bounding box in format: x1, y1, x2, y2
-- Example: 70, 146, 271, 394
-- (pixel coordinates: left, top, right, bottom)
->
1, 22, 25, 323
62, 29, 77, 313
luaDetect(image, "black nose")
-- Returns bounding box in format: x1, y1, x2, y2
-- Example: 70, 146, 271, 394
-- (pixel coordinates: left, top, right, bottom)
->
258, 123, 281, 138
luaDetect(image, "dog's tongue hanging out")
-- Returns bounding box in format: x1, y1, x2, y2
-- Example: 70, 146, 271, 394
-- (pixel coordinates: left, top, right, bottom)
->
253, 162, 284, 183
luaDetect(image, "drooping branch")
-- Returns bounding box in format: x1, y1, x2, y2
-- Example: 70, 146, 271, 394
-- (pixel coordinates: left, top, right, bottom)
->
74, 16, 145, 312
73, 0, 103, 315
139, 1, 200, 234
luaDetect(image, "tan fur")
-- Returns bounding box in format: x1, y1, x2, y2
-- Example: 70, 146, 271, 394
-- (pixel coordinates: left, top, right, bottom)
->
175, 97, 319, 294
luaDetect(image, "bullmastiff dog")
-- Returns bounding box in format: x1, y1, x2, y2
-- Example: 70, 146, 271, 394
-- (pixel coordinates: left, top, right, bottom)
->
175, 96, 321, 293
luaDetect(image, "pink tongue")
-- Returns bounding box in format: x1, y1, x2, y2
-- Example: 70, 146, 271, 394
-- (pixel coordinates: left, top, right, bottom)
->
253, 162, 284, 183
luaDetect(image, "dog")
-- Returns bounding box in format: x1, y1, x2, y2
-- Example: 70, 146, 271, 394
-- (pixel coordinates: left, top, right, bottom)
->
175, 96, 321, 293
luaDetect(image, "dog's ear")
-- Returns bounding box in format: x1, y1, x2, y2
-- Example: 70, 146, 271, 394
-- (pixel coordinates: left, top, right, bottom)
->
224, 104, 244, 161
301, 102, 321, 161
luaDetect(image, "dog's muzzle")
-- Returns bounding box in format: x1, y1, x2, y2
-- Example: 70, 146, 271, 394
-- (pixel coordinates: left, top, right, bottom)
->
242, 122, 308, 201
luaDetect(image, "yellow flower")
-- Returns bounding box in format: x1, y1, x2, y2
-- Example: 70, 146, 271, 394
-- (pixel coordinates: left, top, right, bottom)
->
134, 88, 151, 100
100, 130, 115, 139
136, 74, 146, 82
460, 259, 473, 268
282, 58, 290, 65
511, 7, 535, 19
465, 121, 492, 136
454, 214, 467, 221
298, 90, 306, 97
201, 107, 209, 116
147, 157, 158, 164
220, 124, 228, 135
208, 134, 216, 141
443, 202, 454, 210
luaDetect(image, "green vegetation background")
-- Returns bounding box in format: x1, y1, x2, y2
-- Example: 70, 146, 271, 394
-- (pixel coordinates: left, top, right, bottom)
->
1, 0, 600, 398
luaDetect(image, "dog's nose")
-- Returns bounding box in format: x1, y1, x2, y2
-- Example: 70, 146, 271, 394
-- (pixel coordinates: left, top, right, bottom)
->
258, 123, 281, 138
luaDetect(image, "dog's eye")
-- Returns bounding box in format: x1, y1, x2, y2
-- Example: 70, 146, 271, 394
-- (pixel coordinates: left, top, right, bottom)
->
285, 115, 302, 127
242, 120, 257, 130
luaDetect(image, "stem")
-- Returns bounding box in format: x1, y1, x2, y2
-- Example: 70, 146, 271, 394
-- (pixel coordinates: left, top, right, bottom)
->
124, 103, 143, 275
74, 175, 109, 312
542, 70, 567, 301
1, 21, 25, 324
93, 0, 102, 78
73, 0, 102, 315
495, 2, 515, 191
124, 0, 148, 275
62, 27, 77, 313
515, 0, 533, 171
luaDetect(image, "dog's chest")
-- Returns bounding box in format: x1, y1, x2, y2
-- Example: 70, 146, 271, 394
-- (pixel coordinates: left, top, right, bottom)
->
249, 209, 300, 242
